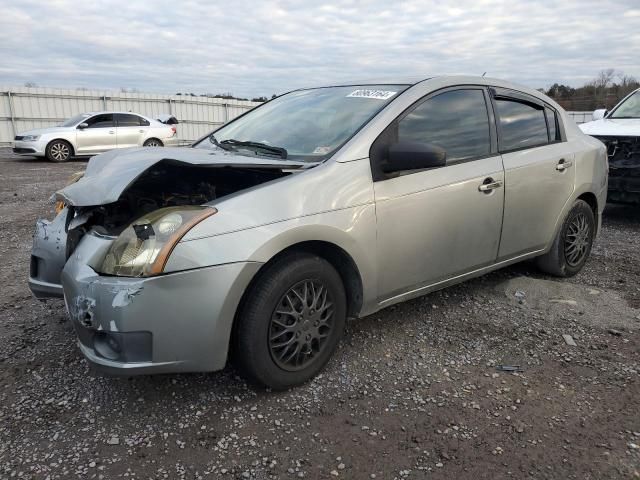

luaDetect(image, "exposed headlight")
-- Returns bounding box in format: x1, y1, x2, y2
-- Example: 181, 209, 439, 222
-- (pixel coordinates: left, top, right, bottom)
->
22, 135, 40, 141
100, 206, 217, 277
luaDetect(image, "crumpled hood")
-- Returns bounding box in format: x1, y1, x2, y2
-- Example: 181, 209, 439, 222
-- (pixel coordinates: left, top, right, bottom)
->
57, 146, 308, 207
19, 126, 71, 136
579, 118, 640, 137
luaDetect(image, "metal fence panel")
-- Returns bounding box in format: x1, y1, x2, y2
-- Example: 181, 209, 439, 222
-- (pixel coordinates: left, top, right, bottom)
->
566, 111, 594, 125
0, 86, 261, 146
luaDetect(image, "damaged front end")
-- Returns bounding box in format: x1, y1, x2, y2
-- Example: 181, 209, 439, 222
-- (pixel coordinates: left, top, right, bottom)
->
29, 147, 305, 372
29, 152, 297, 300
593, 135, 640, 204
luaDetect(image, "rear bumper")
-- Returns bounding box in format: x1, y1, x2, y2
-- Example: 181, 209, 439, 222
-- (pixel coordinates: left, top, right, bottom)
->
162, 136, 180, 147
61, 232, 262, 375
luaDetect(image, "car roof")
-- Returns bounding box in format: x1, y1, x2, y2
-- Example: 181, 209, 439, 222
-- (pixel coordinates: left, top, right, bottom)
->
318, 76, 431, 86
81, 111, 151, 117
296, 75, 556, 104
299, 75, 548, 100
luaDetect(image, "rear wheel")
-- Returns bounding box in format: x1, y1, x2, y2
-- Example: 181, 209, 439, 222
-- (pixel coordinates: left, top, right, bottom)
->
234, 253, 347, 390
143, 138, 163, 147
536, 199, 595, 277
46, 140, 72, 162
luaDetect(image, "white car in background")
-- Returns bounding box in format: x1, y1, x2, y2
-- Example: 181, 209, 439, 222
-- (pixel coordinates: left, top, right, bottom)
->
13, 112, 179, 162
580, 88, 640, 204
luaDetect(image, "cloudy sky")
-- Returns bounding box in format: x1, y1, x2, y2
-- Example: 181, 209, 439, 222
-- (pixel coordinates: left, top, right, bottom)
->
1, 0, 639, 97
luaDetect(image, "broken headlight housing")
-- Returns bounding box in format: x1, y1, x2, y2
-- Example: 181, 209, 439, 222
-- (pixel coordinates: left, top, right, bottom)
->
100, 206, 217, 277
54, 171, 85, 215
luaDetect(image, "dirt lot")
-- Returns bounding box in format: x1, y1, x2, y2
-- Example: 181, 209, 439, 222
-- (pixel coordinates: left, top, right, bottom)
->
0, 148, 638, 480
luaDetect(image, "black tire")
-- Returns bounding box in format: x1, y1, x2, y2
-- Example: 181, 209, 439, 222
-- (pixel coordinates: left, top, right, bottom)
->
143, 138, 163, 147
536, 199, 595, 277
46, 140, 72, 162
234, 253, 347, 390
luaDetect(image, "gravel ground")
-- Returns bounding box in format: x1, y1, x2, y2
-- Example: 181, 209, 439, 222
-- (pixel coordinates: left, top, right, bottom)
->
0, 148, 639, 480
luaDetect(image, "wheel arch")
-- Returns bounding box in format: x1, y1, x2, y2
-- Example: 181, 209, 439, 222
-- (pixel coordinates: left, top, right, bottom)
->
238, 240, 364, 320
576, 191, 598, 219
546, 186, 601, 254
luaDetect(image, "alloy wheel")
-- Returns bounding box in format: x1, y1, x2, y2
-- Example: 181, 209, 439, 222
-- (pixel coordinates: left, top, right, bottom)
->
50, 142, 70, 161
564, 212, 591, 267
268, 279, 335, 371
145, 140, 161, 147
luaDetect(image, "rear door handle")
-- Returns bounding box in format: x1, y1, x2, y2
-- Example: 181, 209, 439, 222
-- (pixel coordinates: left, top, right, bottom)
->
478, 178, 503, 192
556, 159, 573, 171
108, 131, 115, 134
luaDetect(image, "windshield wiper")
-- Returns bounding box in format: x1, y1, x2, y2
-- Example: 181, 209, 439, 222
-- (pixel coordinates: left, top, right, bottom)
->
219, 139, 288, 159
209, 134, 233, 151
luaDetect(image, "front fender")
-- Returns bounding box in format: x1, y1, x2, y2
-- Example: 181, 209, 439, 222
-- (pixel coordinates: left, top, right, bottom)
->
165, 203, 379, 315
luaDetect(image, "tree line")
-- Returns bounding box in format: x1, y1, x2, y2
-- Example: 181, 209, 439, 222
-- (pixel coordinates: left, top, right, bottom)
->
544, 69, 639, 111
23, 69, 640, 111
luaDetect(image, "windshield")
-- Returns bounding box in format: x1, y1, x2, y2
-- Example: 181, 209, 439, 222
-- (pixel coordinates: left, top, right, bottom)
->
60, 113, 91, 127
610, 91, 640, 119
195, 85, 408, 161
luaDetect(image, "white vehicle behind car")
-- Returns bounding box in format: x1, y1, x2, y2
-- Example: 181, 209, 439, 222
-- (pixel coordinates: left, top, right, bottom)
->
13, 112, 179, 162
580, 88, 640, 203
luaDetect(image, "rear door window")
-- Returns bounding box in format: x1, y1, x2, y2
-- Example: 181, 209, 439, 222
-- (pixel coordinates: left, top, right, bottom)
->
86, 114, 114, 129
116, 113, 143, 127
495, 99, 548, 151
397, 89, 491, 163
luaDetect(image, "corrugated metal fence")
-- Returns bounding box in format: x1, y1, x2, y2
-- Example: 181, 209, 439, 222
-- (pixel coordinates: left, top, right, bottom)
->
0, 86, 595, 147
566, 111, 594, 125
0, 86, 262, 146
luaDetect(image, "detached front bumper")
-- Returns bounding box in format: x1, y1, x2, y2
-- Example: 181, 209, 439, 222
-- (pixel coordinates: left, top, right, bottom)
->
61, 232, 261, 375
13, 139, 47, 156
29, 210, 68, 299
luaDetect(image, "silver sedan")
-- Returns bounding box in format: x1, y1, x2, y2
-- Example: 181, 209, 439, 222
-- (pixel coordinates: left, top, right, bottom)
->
30, 76, 608, 389
13, 111, 179, 162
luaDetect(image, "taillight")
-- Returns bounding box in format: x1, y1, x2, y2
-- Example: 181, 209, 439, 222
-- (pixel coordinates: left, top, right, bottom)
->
171, 126, 177, 136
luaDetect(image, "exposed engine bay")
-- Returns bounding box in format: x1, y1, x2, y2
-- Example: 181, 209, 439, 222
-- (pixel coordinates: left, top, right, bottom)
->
64, 161, 291, 254
593, 135, 640, 204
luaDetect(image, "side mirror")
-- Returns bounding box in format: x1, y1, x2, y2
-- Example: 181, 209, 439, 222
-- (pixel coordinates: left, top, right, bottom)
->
382, 142, 447, 173
592, 109, 607, 121
77, 123, 89, 129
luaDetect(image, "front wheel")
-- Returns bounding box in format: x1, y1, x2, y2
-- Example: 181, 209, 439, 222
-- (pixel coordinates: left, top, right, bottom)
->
234, 253, 347, 390
536, 199, 595, 277
46, 140, 72, 162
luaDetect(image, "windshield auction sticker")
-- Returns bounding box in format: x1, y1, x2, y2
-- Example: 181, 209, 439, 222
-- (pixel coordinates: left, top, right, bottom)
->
347, 89, 397, 100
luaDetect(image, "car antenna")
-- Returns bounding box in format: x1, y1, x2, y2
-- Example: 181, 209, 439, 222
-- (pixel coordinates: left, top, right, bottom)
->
482, 72, 487, 77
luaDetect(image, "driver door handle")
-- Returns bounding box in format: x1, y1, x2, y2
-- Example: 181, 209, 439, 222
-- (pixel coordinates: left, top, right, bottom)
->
556, 159, 573, 171
478, 178, 503, 192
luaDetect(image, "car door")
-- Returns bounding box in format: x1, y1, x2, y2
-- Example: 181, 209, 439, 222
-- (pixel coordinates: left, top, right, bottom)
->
372, 87, 505, 303
491, 89, 575, 259
76, 113, 116, 154
115, 113, 148, 148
